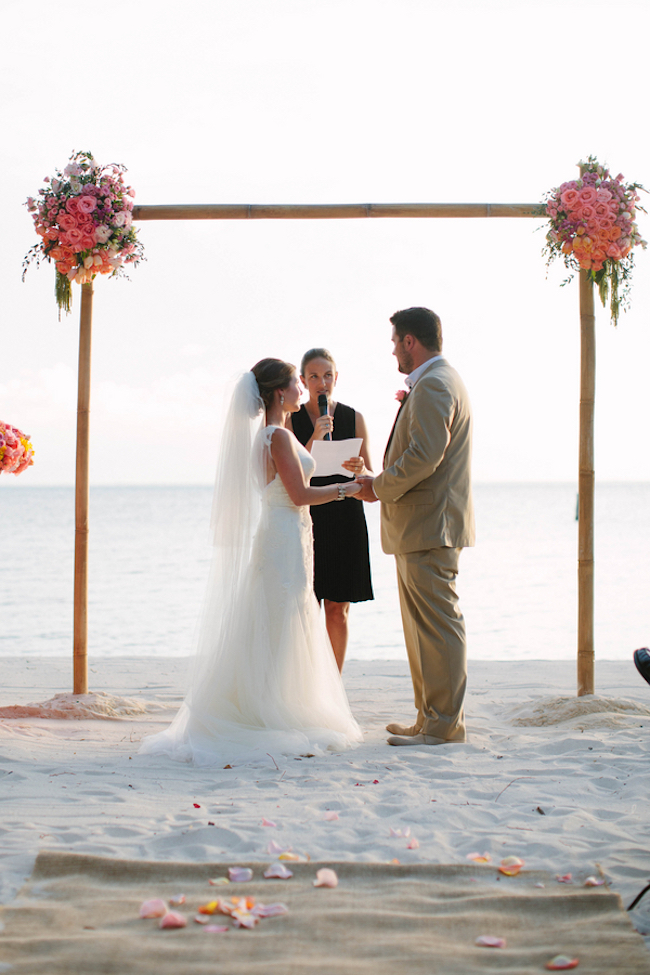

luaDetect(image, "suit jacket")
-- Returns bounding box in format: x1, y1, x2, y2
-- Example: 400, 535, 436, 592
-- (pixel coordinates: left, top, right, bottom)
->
373, 358, 475, 555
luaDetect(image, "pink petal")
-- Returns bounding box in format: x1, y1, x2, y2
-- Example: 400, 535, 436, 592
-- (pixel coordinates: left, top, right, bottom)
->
545, 956, 579, 970
584, 876, 605, 887
466, 852, 492, 863
313, 868, 338, 888
263, 862, 293, 879
267, 840, 288, 856
323, 811, 340, 821
499, 856, 524, 876
254, 903, 289, 918
261, 817, 277, 827
139, 898, 167, 918
228, 867, 253, 883
475, 935, 506, 948
194, 914, 213, 924
406, 838, 420, 850
159, 911, 187, 929
389, 827, 411, 838
556, 874, 573, 884
203, 924, 229, 933
169, 894, 185, 906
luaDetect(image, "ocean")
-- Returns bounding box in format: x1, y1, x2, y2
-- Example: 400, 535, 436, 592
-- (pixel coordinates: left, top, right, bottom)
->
1, 483, 648, 663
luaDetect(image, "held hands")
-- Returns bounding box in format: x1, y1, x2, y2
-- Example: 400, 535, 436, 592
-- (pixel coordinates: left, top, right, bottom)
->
343, 481, 362, 498
313, 414, 333, 440
354, 475, 378, 503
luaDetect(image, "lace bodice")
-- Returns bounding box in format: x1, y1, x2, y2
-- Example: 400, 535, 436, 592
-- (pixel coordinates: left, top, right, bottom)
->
259, 425, 316, 508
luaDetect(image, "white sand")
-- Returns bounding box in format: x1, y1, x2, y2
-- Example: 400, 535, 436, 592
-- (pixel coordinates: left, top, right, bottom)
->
1, 656, 649, 950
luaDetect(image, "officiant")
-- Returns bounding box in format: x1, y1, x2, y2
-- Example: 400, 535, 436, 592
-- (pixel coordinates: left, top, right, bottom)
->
290, 348, 374, 671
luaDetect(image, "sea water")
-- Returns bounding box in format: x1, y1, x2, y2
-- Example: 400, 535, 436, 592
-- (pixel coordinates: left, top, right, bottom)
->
1, 484, 648, 662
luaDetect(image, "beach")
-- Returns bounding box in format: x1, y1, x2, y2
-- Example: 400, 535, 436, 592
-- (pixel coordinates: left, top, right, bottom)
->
1, 654, 649, 958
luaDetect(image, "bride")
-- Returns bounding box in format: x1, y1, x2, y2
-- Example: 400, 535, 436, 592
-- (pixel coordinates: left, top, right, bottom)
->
140, 358, 363, 766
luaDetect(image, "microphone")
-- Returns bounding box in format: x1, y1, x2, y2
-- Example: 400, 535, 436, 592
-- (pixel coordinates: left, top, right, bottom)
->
317, 394, 330, 441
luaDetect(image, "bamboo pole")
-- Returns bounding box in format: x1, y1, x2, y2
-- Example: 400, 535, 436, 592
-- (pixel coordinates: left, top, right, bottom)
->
132, 202, 542, 222
577, 268, 595, 696
73, 282, 93, 695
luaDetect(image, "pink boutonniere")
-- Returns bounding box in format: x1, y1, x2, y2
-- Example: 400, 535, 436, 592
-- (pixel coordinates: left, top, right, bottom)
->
395, 389, 408, 403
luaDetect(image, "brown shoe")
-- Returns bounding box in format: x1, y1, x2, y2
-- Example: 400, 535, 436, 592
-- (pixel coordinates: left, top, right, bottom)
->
385, 722, 422, 736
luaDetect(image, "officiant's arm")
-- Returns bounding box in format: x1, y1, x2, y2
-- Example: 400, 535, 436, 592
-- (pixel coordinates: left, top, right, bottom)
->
287, 412, 332, 451
271, 428, 361, 506
341, 411, 373, 478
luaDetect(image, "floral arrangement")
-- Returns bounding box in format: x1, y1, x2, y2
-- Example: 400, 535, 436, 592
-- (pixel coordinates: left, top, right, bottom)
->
542, 156, 646, 324
23, 150, 144, 315
0, 422, 34, 476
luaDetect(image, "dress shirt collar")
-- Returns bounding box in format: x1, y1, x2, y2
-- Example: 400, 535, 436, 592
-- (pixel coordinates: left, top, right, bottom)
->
405, 354, 444, 390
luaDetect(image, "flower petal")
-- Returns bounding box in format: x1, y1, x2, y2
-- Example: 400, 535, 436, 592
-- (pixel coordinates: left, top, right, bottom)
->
261, 817, 277, 827
228, 867, 253, 883
159, 911, 187, 929
324, 811, 340, 821
466, 852, 492, 864
475, 935, 506, 948
545, 955, 579, 970
203, 924, 229, 933
499, 856, 524, 876
139, 898, 167, 918
263, 862, 293, 879
313, 868, 338, 888
584, 876, 605, 887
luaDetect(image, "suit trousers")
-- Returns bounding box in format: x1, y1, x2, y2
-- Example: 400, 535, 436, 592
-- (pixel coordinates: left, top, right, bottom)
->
394, 546, 467, 742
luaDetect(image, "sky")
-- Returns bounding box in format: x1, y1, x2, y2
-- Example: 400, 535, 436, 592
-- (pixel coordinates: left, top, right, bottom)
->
2, 0, 649, 487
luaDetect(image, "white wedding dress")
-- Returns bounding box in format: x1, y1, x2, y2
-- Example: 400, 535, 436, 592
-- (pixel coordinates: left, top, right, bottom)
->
140, 423, 362, 767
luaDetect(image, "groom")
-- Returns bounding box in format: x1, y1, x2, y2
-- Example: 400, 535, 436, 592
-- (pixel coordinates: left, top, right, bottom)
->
356, 307, 474, 746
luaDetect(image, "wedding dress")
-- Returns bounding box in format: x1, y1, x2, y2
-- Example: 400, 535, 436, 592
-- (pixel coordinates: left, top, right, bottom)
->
140, 379, 362, 767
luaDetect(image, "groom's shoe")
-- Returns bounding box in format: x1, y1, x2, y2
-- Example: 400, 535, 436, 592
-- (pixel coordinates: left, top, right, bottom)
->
387, 733, 452, 747
386, 722, 422, 736
634, 647, 650, 687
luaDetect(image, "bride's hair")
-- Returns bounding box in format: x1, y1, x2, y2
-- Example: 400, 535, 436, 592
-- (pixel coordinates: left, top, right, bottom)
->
251, 358, 295, 409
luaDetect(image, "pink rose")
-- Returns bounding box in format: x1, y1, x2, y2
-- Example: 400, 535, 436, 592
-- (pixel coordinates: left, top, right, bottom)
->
77, 195, 97, 214
596, 188, 613, 203
560, 189, 580, 209
579, 204, 596, 221
64, 228, 84, 250
395, 389, 407, 402
57, 212, 78, 232
66, 196, 80, 214
578, 186, 597, 205
606, 243, 622, 260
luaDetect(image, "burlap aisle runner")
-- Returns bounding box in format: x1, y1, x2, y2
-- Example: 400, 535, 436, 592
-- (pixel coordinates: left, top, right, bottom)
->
1, 853, 648, 974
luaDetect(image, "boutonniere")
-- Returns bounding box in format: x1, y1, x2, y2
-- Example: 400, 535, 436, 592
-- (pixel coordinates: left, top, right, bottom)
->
395, 389, 408, 403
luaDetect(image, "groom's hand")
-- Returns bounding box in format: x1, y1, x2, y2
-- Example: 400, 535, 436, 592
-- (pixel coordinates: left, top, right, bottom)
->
355, 476, 379, 503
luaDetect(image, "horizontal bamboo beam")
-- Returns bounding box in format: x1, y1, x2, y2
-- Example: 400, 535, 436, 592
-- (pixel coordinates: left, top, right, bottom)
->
132, 202, 543, 222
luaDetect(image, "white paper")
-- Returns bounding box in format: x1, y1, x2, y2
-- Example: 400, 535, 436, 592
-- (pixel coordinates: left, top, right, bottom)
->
311, 438, 363, 477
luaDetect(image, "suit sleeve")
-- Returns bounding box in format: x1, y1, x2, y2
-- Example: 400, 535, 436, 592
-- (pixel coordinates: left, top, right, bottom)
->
373, 377, 454, 503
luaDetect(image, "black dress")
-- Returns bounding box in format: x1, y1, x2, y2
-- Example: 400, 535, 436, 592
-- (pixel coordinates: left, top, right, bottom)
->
292, 402, 374, 604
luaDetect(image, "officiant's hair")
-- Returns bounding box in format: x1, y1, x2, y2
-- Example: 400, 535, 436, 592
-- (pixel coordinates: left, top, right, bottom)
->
300, 348, 336, 376
390, 307, 442, 352
252, 358, 296, 409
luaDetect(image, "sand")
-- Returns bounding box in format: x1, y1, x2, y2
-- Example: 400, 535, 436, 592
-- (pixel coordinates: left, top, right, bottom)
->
1, 655, 649, 953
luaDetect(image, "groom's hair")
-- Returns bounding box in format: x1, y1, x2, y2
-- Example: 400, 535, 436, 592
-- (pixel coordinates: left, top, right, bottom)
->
390, 307, 442, 352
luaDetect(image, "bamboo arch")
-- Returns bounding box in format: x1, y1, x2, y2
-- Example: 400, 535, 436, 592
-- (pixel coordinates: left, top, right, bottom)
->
72, 200, 595, 698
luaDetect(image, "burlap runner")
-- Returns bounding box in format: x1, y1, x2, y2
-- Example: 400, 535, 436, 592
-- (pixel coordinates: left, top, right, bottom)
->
1, 852, 647, 974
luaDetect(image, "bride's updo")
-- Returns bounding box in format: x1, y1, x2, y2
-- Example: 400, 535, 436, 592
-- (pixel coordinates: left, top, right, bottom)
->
252, 358, 295, 410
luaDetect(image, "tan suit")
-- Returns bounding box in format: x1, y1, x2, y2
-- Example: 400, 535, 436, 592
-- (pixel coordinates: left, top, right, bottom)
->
373, 358, 474, 741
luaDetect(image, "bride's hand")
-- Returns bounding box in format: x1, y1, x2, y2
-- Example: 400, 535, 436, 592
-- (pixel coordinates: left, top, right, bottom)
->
313, 414, 333, 440
344, 481, 362, 497
341, 456, 366, 477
